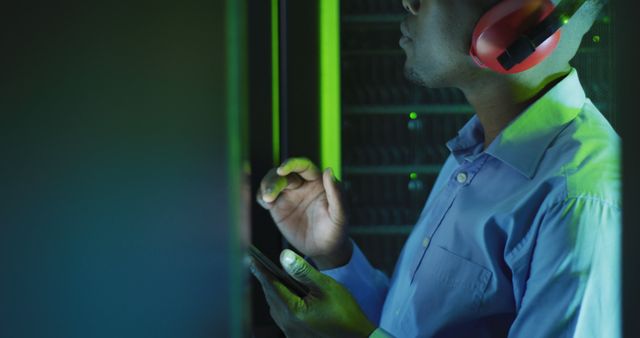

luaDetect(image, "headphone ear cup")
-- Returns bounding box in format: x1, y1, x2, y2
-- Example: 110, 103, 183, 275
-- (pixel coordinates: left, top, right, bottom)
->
470, 0, 561, 74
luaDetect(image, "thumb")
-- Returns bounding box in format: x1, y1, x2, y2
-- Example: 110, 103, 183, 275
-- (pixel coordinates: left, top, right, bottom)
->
322, 168, 345, 226
280, 249, 325, 291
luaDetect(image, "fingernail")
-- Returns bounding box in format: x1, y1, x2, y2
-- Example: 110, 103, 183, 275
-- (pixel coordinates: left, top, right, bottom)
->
281, 249, 296, 268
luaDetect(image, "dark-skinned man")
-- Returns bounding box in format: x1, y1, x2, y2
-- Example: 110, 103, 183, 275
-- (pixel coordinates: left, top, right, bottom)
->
251, 0, 619, 337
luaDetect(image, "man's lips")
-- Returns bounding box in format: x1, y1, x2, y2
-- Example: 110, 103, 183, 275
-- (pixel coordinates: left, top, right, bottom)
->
399, 35, 412, 47
399, 21, 413, 47
400, 21, 413, 40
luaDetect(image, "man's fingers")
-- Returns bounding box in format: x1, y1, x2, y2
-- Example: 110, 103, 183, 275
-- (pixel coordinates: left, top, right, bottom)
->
256, 189, 274, 209
249, 258, 290, 309
249, 257, 302, 313
280, 249, 325, 293
259, 168, 288, 203
322, 168, 345, 226
277, 157, 321, 181
249, 257, 272, 287
283, 173, 304, 191
258, 170, 305, 205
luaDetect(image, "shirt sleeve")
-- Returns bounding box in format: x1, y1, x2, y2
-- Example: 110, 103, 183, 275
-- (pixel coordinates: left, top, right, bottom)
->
369, 327, 395, 338
320, 240, 389, 325
508, 197, 621, 338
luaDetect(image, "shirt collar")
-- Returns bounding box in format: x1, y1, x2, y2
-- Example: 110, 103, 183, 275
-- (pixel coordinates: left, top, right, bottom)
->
446, 68, 586, 179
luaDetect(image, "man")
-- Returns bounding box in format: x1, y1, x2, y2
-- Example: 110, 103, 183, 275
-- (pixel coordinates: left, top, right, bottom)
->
250, 0, 620, 337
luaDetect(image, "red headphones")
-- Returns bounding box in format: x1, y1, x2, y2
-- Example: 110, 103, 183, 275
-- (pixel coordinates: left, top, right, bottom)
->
470, 0, 583, 74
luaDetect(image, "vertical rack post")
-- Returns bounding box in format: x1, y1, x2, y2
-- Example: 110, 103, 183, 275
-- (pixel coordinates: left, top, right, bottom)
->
271, 0, 281, 166
319, 0, 342, 178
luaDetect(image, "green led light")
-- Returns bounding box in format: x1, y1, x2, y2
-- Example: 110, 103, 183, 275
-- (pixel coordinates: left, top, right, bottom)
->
410, 172, 418, 180
592, 35, 600, 43
271, 0, 281, 166
409, 112, 418, 120
319, 0, 341, 179
560, 14, 570, 25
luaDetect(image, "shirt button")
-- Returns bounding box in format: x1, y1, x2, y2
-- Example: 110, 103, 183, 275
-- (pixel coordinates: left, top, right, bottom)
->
456, 172, 468, 184
422, 237, 430, 248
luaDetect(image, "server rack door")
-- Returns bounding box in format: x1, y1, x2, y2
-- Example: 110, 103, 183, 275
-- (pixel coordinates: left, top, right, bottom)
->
0, 1, 248, 337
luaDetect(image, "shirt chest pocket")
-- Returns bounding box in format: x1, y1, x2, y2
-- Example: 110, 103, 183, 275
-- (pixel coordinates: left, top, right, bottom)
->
404, 245, 492, 332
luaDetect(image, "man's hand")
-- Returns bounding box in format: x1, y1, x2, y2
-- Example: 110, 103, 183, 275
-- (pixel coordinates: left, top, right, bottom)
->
249, 249, 376, 338
256, 157, 351, 270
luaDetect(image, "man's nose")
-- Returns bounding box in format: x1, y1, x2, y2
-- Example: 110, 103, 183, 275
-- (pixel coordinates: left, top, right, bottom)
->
402, 0, 420, 15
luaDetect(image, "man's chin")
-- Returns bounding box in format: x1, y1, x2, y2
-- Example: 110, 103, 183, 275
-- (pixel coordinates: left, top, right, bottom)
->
404, 64, 454, 89
404, 66, 428, 88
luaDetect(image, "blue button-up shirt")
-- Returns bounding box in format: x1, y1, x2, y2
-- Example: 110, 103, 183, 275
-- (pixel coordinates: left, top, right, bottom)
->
323, 69, 621, 337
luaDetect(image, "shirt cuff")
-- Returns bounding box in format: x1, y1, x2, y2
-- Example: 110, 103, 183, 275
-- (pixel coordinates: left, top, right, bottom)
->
320, 239, 381, 286
369, 327, 395, 338
320, 239, 366, 278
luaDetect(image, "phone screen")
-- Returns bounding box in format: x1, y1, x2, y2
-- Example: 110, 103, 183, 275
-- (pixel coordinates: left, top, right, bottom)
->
249, 245, 310, 298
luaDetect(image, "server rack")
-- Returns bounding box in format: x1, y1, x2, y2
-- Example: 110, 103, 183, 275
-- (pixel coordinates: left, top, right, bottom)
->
339, 0, 615, 276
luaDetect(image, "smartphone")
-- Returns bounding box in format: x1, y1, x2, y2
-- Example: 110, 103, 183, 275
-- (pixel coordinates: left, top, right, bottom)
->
249, 245, 310, 298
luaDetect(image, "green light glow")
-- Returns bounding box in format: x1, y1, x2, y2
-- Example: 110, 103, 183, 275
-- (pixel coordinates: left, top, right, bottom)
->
592, 35, 600, 43
410, 172, 418, 180
410, 112, 418, 120
319, 0, 341, 179
561, 15, 570, 25
272, 0, 280, 166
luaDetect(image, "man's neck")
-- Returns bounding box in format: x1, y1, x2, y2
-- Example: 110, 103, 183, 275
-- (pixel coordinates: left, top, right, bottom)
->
458, 66, 572, 150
